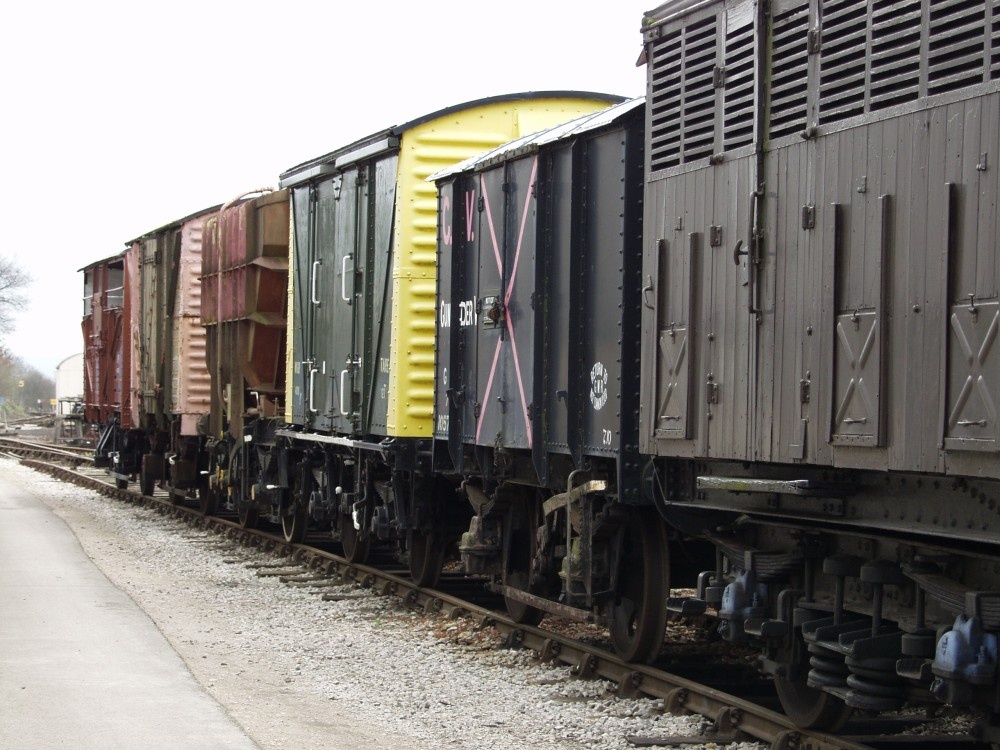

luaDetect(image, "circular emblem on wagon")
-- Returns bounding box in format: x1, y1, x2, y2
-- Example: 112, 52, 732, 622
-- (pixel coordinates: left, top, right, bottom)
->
590, 361, 609, 411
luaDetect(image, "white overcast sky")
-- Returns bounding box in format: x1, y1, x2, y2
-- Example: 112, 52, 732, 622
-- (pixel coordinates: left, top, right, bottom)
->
0, 0, 652, 377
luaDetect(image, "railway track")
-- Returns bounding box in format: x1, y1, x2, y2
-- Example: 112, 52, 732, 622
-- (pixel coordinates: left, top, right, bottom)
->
0, 436, 94, 462
7, 446, 986, 750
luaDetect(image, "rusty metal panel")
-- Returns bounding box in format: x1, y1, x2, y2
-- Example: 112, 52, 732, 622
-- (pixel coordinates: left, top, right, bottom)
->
138, 234, 162, 421
132, 207, 218, 436
171, 216, 211, 433
202, 191, 289, 440
123, 244, 140, 430
171, 310, 210, 422
81, 255, 126, 428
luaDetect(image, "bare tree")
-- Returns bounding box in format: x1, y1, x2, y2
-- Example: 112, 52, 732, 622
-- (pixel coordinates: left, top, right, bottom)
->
0, 256, 30, 333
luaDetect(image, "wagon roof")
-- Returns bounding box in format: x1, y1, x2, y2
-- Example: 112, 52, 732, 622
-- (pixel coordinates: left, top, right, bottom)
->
123, 204, 223, 247
278, 91, 625, 188
78, 251, 127, 273
428, 96, 644, 182
643, 0, 717, 29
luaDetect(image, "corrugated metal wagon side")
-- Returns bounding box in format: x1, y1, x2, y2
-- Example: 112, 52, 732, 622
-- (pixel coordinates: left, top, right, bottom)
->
82, 253, 131, 480
130, 205, 219, 498
200, 189, 290, 519
270, 93, 624, 568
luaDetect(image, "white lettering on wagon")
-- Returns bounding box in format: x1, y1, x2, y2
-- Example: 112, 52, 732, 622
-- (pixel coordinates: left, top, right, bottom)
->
590, 361, 609, 411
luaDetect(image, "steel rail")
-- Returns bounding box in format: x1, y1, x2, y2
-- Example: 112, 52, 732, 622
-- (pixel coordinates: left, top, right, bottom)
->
0, 437, 94, 462
17, 454, 880, 750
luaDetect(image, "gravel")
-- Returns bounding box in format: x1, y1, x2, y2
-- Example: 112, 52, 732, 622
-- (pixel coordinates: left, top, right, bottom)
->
5, 456, 766, 750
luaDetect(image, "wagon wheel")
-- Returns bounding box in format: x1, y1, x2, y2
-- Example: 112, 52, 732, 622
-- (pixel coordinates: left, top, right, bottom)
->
408, 529, 446, 588
773, 632, 853, 730
140, 461, 155, 497
607, 507, 669, 664
237, 497, 259, 529
280, 498, 308, 543
198, 471, 217, 516
339, 512, 370, 564
115, 477, 128, 490
198, 486, 218, 516
774, 674, 852, 730
502, 499, 545, 626
231, 450, 257, 529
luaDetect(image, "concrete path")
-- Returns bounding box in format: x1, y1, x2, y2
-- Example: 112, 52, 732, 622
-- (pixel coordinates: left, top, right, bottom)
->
0, 469, 260, 749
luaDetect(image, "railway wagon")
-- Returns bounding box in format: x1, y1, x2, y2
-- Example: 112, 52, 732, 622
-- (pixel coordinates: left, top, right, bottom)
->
431, 99, 662, 659
200, 189, 290, 518
54, 353, 85, 443
93, 206, 220, 497
82, 253, 126, 432
83, 251, 137, 484
638, 0, 1000, 731
258, 94, 623, 572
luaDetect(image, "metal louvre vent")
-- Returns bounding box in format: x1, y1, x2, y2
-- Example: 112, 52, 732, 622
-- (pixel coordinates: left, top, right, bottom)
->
819, 0, 868, 124
682, 16, 719, 162
723, 19, 755, 151
927, 0, 987, 95
768, 3, 810, 141
649, 29, 683, 171
990, 0, 1000, 79
870, 0, 922, 110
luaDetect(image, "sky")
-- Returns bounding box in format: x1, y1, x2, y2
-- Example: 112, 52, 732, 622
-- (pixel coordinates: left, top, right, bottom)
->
0, 0, 652, 378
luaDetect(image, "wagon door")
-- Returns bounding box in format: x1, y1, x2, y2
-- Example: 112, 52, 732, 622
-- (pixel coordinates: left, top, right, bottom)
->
436, 175, 482, 471
498, 156, 538, 451
472, 165, 509, 450
641, 0, 763, 462
757, 0, 819, 465
289, 183, 316, 426
290, 174, 345, 432
472, 158, 540, 454
328, 168, 362, 436
352, 156, 396, 438
139, 234, 165, 423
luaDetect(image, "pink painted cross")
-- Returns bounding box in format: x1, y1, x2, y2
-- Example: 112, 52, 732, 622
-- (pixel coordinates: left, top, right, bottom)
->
475, 158, 538, 449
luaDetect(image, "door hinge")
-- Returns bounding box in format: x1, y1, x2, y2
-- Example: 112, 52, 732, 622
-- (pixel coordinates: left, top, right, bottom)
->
800, 377, 811, 404
807, 29, 821, 55
706, 375, 720, 405
802, 205, 816, 230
